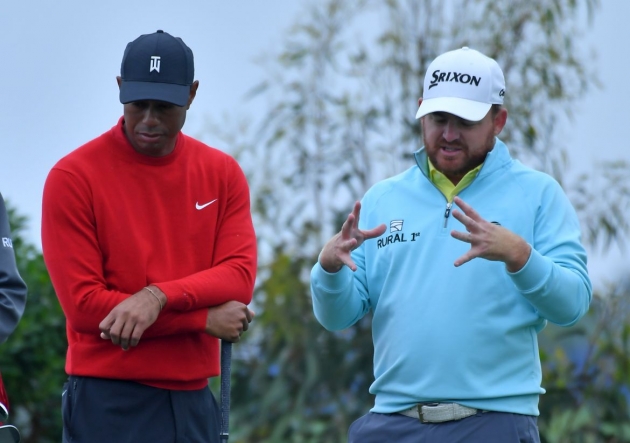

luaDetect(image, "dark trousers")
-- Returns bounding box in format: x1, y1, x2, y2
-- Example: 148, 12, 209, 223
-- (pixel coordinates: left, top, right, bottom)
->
349, 411, 540, 443
62, 376, 220, 443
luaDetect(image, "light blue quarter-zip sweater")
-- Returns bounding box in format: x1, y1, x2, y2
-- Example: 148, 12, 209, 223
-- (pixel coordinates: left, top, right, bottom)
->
310, 139, 592, 416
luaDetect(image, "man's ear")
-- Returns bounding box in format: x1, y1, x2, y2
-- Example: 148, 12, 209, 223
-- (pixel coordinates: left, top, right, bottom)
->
186, 81, 199, 109
493, 107, 508, 136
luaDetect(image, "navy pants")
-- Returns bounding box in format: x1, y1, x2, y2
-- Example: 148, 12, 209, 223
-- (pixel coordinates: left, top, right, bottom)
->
349, 411, 540, 443
62, 376, 220, 443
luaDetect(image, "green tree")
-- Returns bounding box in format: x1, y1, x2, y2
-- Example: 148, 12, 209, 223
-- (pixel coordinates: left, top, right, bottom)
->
208, 0, 630, 442
0, 202, 66, 443
538, 280, 630, 442
231, 253, 374, 442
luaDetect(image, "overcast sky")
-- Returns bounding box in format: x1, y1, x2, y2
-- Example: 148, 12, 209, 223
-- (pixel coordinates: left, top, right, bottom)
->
0, 1, 627, 288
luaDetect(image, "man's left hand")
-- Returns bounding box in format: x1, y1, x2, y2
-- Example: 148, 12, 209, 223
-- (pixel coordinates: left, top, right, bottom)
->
450, 196, 531, 272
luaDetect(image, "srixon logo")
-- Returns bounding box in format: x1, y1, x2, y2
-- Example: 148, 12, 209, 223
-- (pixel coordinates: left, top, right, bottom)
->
428, 70, 481, 89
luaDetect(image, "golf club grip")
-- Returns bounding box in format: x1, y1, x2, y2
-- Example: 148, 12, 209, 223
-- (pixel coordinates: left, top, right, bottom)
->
220, 340, 232, 443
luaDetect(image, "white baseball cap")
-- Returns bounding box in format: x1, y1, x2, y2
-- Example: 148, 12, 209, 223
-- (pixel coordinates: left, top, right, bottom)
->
415, 47, 505, 122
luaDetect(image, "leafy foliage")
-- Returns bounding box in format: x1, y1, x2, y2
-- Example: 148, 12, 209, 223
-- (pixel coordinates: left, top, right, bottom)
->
569, 160, 630, 252
539, 281, 630, 442
230, 253, 374, 442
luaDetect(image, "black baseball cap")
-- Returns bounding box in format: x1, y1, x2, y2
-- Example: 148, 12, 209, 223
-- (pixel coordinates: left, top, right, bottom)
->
119, 30, 194, 107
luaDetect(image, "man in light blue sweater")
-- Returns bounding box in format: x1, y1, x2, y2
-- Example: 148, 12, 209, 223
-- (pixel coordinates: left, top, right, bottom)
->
310, 47, 592, 442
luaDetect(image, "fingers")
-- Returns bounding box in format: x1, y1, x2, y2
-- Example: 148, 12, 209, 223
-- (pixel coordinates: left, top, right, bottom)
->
452, 197, 484, 235
350, 201, 362, 223
118, 323, 134, 351
341, 201, 363, 239
450, 198, 481, 267
363, 224, 387, 239
340, 237, 358, 251
241, 307, 255, 333
99, 317, 114, 339
319, 234, 356, 273
340, 213, 358, 240
98, 290, 160, 350
451, 197, 485, 244
451, 208, 476, 235
451, 208, 482, 266
206, 302, 256, 342
226, 317, 246, 342
321, 201, 387, 273
242, 308, 255, 332
453, 251, 474, 267
100, 317, 128, 349
102, 319, 122, 346
123, 322, 146, 350
453, 196, 480, 220
342, 257, 358, 272
450, 230, 472, 243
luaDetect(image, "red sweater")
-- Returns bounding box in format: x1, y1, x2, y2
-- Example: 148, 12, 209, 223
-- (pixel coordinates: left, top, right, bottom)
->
42, 118, 257, 390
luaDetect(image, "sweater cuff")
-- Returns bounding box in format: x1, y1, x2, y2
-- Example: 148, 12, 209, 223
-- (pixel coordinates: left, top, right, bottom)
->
152, 282, 195, 311
507, 247, 552, 294
311, 262, 354, 292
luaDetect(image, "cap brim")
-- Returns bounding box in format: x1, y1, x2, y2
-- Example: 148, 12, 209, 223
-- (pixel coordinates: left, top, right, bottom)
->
119, 81, 191, 107
415, 97, 492, 122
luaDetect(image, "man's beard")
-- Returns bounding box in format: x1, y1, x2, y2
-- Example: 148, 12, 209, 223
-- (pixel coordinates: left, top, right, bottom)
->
423, 129, 496, 183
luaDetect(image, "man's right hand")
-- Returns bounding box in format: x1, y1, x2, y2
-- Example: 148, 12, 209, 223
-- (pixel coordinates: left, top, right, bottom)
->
319, 201, 386, 273
206, 301, 255, 342
99, 287, 163, 351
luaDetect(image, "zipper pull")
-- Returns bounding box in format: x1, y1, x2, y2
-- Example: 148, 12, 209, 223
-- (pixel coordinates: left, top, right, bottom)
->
443, 202, 452, 228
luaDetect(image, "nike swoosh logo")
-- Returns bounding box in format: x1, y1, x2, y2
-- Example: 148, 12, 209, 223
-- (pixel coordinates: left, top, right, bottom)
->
196, 199, 217, 210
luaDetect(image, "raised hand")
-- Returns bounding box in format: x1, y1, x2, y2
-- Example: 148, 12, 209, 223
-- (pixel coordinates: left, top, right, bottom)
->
319, 201, 386, 273
450, 196, 531, 271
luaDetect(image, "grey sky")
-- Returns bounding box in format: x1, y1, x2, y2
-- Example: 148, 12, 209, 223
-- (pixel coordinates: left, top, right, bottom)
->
0, 1, 627, 288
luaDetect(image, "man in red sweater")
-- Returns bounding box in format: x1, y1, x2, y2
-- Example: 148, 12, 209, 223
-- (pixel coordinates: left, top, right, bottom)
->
42, 30, 257, 443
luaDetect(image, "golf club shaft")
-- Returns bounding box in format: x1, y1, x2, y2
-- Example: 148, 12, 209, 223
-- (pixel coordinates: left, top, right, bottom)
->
219, 340, 232, 443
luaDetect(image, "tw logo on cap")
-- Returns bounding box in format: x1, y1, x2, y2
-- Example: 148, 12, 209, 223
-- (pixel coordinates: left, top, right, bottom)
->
150, 56, 161, 73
